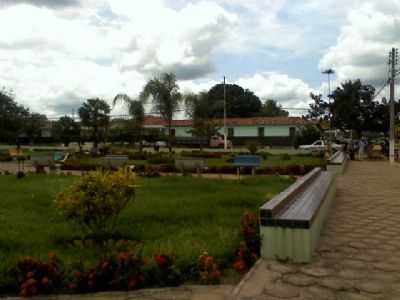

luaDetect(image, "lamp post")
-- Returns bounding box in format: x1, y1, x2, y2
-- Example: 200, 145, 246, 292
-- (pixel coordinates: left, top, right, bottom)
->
223, 76, 227, 150
322, 69, 335, 157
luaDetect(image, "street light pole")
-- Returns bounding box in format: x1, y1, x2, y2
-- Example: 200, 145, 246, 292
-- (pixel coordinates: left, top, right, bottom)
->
223, 76, 227, 150
389, 48, 398, 164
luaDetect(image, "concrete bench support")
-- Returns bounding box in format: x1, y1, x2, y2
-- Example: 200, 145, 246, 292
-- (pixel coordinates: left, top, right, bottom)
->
259, 168, 336, 263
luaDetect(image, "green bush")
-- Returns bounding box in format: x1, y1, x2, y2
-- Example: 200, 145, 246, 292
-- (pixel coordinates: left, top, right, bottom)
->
180, 151, 225, 159
281, 153, 291, 161
246, 143, 258, 154
55, 170, 136, 235
0, 151, 12, 162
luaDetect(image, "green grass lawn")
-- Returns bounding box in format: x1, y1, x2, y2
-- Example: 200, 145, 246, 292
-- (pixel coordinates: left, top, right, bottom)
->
0, 174, 292, 289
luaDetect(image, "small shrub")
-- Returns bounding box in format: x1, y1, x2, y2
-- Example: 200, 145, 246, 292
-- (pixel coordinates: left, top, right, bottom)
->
142, 165, 161, 177
55, 169, 136, 235
69, 252, 146, 293
12, 253, 64, 297
198, 253, 221, 285
153, 255, 182, 286
247, 143, 258, 154
281, 153, 291, 161
233, 213, 260, 274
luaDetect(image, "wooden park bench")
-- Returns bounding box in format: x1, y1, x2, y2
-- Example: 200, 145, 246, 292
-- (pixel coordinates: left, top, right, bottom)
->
259, 167, 335, 263
327, 150, 347, 176
175, 157, 207, 174
53, 151, 69, 164
233, 155, 262, 177
100, 155, 129, 170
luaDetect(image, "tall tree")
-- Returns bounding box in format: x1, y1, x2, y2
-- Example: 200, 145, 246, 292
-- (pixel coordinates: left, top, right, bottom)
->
140, 73, 182, 152
260, 99, 289, 117
0, 89, 29, 143
206, 83, 262, 118
113, 94, 145, 148
52, 116, 80, 147
330, 80, 378, 135
185, 92, 219, 149
24, 113, 47, 144
78, 98, 110, 150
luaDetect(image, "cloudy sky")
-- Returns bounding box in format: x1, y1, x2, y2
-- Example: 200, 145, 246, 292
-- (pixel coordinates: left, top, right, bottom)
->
1, 0, 399, 117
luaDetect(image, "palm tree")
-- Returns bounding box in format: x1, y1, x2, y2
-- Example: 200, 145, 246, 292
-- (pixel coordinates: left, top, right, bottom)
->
113, 94, 145, 149
140, 73, 182, 153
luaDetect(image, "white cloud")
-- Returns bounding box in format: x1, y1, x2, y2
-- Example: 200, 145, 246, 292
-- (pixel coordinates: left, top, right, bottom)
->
236, 73, 315, 108
320, 1, 400, 88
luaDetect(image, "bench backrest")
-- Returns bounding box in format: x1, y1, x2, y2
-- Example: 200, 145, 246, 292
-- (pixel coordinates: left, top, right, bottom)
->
260, 168, 322, 219
175, 158, 207, 171
53, 152, 69, 162
233, 155, 262, 167
101, 155, 129, 168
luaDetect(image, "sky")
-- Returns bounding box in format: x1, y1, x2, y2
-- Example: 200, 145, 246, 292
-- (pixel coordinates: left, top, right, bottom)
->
1, 0, 400, 118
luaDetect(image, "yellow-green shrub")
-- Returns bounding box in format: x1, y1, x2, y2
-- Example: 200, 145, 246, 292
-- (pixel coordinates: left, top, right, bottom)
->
55, 170, 136, 235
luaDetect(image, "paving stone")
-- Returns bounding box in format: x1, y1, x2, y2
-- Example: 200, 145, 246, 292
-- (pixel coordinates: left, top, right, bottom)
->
337, 269, 366, 280
355, 281, 385, 294
282, 274, 315, 287
263, 282, 300, 299
300, 266, 333, 277
267, 262, 296, 275
318, 277, 353, 291
336, 291, 375, 300
340, 259, 367, 270
306, 286, 336, 300
373, 262, 400, 272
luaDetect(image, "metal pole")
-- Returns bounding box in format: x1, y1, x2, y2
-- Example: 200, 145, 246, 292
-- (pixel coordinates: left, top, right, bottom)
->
224, 76, 227, 150
389, 48, 396, 164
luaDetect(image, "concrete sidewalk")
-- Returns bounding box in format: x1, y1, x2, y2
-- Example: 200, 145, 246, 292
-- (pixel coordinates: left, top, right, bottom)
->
231, 161, 400, 300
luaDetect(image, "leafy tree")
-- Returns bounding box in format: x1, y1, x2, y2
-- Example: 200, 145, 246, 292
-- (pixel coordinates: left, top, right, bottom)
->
293, 124, 321, 148
330, 80, 380, 135
259, 99, 288, 117
140, 73, 182, 152
113, 94, 145, 148
24, 113, 47, 144
206, 83, 262, 118
185, 92, 219, 149
0, 89, 29, 143
52, 116, 80, 146
78, 98, 110, 150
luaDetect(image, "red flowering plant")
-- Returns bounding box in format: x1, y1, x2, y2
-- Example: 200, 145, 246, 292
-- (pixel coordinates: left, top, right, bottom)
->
198, 252, 221, 285
240, 212, 260, 256
12, 252, 64, 297
69, 252, 146, 293
153, 254, 182, 286
233, 212, 260, 274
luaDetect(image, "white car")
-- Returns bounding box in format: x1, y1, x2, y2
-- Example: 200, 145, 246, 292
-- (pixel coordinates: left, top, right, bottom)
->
299, 140, 343, 151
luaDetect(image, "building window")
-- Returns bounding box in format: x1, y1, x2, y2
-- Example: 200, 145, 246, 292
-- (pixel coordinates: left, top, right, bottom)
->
258, 127, 265, 137
228, 128, 234, 137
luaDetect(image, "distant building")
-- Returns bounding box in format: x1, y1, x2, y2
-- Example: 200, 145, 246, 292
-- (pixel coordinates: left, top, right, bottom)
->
143, 116, 310, 146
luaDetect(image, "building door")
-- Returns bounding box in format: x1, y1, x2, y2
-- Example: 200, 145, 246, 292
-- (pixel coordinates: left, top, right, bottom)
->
170, 128, 176, 136
228, 128, 234, 137
258, 127, 265, 137
289, 127, 296, 137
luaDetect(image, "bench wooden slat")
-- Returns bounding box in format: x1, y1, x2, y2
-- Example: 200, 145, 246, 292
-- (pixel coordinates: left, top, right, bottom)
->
276, 172, 332, 228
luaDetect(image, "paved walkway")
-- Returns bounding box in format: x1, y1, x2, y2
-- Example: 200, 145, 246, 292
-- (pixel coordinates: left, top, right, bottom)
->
232, 161, 400, 300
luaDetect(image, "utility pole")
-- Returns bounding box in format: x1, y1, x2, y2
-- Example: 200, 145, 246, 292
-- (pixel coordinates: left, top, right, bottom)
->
223, 76, 227, 150
389, 48, 398, 164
